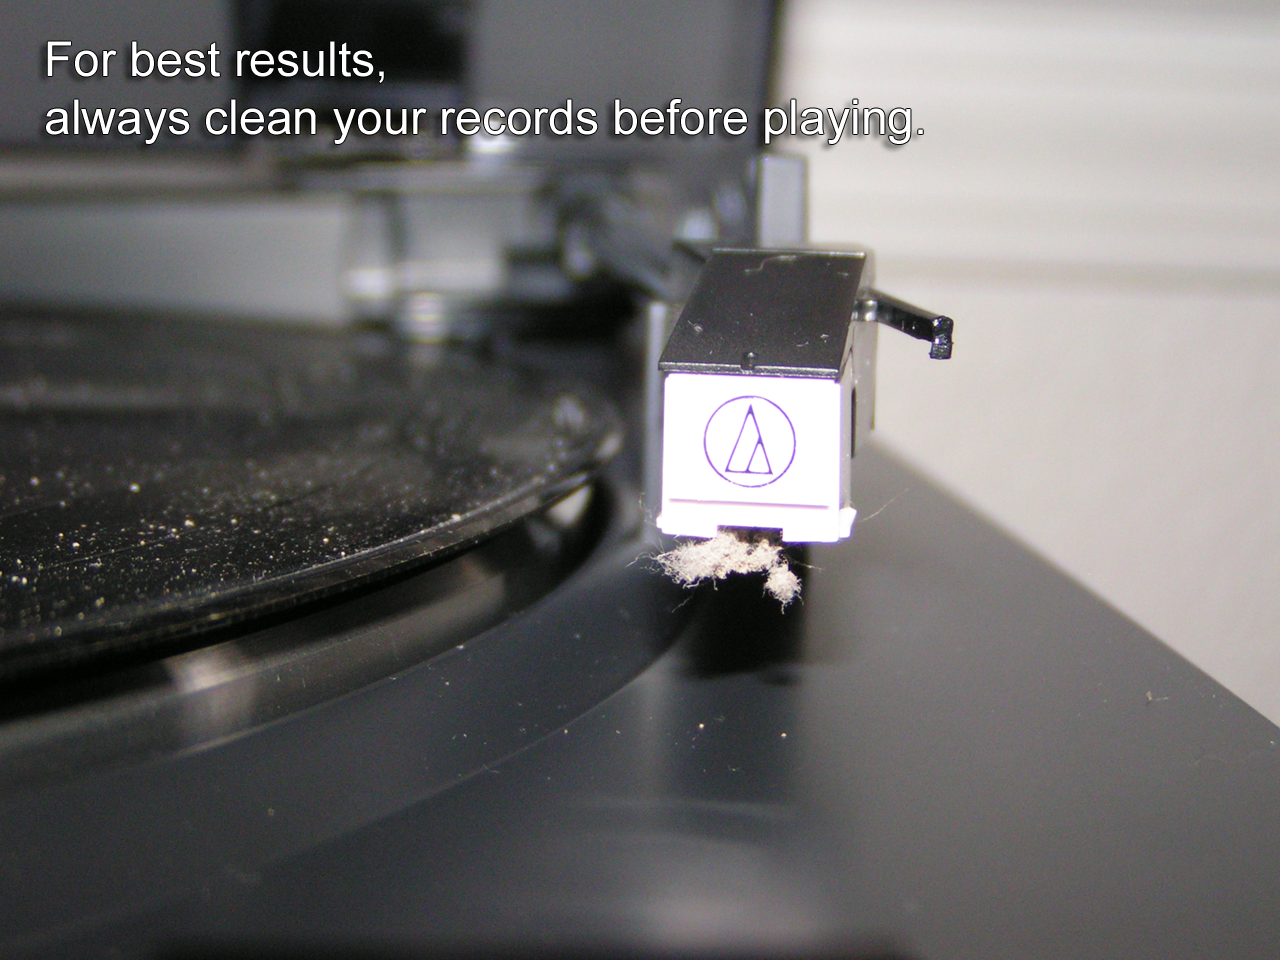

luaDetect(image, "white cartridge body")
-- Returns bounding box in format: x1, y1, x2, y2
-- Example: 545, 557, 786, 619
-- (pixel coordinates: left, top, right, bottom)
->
657, 371, 856, 543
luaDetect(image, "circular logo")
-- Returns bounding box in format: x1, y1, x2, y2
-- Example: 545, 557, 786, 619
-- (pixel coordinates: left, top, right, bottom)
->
703, 396, 796, 488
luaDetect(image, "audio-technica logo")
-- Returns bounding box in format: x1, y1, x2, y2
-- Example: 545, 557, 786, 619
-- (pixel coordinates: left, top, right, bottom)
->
702, 396, 796, 488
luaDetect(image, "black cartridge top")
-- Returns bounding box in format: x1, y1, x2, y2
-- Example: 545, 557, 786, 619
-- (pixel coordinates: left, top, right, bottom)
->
659, 249, 870, 379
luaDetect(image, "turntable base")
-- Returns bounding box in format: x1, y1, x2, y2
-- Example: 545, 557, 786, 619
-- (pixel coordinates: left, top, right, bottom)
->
5, 444, 1277, 959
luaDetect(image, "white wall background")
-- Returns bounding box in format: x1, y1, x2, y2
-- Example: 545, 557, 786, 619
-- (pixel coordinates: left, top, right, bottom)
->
776, 1, 1280, 722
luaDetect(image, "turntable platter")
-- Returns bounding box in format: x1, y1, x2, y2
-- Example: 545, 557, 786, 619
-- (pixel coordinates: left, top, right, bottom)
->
0, 311, 621, 679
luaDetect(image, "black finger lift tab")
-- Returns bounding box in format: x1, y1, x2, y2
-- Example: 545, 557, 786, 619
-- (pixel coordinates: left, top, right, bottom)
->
862, 289, 954, 360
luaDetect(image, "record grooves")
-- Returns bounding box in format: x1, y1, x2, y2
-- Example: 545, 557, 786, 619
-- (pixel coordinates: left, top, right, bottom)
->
0, 310, 622, 681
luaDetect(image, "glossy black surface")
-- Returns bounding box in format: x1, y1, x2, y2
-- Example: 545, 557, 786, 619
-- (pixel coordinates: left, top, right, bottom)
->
865, 289, 954, 361
0, 312, 620, 678
0, 470, 689, 950
8, 444, 1277, 959
659, 250, 869, 378
0, 486, 608, 794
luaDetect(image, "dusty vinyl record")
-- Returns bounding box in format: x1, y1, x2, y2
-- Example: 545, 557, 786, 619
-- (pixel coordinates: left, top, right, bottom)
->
0, 311, 622, 679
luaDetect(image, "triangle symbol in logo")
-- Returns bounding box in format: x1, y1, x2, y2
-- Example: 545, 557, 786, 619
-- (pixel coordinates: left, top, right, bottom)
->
724, 405, 773, 476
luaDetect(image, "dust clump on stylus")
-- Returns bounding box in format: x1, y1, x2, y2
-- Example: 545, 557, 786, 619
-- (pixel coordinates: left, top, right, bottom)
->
654, 529, 800, 606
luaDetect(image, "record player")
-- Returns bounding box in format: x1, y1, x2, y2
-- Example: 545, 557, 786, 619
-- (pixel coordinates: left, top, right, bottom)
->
3, 4, 1280, 959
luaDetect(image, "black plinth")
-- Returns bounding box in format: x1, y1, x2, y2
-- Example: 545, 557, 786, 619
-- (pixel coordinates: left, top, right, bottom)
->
7, 444, 1278, 959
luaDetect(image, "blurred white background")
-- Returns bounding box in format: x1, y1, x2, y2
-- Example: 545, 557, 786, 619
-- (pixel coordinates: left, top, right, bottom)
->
777, 0, 1280, 721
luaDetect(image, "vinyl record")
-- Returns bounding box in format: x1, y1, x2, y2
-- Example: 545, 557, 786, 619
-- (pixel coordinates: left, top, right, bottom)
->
0, 311, 622, 679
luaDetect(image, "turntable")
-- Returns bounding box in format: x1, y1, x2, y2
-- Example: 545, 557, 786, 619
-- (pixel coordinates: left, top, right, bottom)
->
3, 3, 1280, 959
